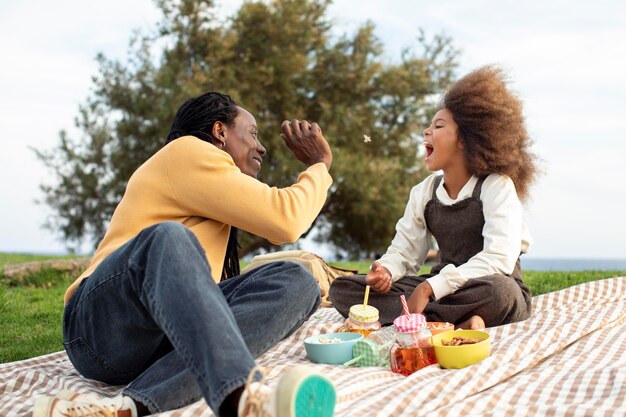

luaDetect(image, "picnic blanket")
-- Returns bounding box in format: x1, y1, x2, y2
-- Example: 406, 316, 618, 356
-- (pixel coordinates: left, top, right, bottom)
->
2, 277, 625, 417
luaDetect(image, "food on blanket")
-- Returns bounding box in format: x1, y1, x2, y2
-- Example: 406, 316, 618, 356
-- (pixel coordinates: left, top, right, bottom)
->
432, 329, 491, 369
340, 304, 381, 337
427, 321, 454, 335
441, 336, 483, 346
304, 332, 364, 365
316, 336, 342, 344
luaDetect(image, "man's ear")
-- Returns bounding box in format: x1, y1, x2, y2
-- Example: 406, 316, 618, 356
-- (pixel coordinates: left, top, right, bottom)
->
212, 122, 227, 148
212, 121, 226, 139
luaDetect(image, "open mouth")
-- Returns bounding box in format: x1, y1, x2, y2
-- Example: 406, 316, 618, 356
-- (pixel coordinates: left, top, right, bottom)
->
253, 157, 262, 168
424, 142, 434, 158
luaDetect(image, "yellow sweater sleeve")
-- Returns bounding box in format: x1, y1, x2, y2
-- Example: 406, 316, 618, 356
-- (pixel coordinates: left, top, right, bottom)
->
167, 136, 333, 244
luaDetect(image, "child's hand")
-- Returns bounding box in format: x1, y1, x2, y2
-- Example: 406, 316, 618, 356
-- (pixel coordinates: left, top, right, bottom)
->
408, 282, 434, 314
365, 262, 392, 293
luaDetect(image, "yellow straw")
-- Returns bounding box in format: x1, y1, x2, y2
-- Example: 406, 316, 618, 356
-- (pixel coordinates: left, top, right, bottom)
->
363, 285, 370, 307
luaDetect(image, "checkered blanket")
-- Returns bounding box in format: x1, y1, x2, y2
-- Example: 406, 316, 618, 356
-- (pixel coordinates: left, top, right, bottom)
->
2, 277, 625, 417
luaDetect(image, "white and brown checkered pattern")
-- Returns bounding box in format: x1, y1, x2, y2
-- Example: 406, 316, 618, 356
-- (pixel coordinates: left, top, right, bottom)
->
2, 277, 624, 417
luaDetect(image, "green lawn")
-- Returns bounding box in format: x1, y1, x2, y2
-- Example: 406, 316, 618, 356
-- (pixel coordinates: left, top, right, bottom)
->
1, 254, 624, 363
0, 252, 76, 266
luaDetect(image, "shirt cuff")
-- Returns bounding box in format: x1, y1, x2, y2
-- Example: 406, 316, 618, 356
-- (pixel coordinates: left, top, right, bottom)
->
377, 260, 402, 282
426, 274, 453, 300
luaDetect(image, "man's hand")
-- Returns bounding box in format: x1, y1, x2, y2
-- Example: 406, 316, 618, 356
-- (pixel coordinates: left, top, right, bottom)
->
280, 120, 332, 170
407, 281, 434, 314
365, 262, 392, 293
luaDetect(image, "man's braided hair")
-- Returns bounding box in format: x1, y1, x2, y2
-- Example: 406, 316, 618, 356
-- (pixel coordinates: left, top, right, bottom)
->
166, 92, 241, 280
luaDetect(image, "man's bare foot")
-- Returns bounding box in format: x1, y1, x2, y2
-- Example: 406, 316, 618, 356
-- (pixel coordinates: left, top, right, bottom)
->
456, 315, 485, 330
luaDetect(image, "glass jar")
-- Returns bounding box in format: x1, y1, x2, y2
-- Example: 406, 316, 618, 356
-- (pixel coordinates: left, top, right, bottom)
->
390, 313, 437, 376
339, 304, 381, 337
367, 326, 396, 346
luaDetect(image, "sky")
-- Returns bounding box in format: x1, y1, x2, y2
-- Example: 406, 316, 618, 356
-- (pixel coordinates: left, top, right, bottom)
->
0, 0, 624, 260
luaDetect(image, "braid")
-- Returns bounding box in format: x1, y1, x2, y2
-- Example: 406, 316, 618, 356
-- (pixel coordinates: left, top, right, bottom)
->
166, 92, 239, 145
167, 92, 241, 280
221, 227, 241, 281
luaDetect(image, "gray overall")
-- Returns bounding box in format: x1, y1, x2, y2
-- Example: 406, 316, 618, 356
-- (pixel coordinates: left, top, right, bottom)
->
329, 175, 532, 327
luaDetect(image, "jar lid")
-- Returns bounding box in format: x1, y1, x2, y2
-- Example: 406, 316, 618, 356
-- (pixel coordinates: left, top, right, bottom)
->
349, 304, 380, 323
393, 313, 427, 332
352, 339, 379, 366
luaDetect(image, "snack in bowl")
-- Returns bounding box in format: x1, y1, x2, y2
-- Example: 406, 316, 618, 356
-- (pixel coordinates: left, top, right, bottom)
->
427, 321, 454, 335
441, 336, 483, 346
431, 329, 491, 369
316, 336, 343, 344
304, 332, 363, 364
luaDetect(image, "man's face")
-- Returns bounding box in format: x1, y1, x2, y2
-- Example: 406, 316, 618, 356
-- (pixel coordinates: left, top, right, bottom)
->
222, 107, 266, 178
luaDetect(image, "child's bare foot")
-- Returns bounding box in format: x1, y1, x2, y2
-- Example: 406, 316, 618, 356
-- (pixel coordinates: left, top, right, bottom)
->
456, 315, 485, 330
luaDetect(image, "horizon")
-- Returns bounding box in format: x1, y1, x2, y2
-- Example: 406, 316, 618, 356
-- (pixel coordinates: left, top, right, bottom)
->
3, 249, 625, 263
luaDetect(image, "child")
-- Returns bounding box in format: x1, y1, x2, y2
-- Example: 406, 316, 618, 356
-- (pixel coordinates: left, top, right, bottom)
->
329, 66, 538, 329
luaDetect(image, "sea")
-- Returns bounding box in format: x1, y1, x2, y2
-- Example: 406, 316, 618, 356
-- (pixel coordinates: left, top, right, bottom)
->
520, 258, 626, 271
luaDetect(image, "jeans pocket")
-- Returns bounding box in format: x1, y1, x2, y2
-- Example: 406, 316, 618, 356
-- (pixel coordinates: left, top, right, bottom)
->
63, 338, 135, 385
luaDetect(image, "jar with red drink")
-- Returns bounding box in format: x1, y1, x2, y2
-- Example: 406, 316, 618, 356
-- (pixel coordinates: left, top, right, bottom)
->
389, 313, 437, 376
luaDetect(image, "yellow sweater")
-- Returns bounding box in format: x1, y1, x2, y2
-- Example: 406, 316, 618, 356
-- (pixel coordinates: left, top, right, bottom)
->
64, 136, 333, 303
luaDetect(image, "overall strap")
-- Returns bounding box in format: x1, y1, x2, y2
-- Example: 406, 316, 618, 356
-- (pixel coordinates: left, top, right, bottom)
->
431, 175, 443, 200
471, 175, 488, 199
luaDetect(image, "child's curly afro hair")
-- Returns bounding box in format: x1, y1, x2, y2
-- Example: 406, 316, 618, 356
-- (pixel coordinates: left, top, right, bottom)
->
440, 66, 539, 201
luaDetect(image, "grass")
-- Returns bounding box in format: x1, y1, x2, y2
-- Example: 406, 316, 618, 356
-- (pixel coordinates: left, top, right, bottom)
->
522, 270, 625, 295
1, 255, 624, 364
1, 254, 82, 363
0, 252, 77, 266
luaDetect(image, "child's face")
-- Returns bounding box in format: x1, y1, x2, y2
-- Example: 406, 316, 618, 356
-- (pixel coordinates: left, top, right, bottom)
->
422, 108, 465, 172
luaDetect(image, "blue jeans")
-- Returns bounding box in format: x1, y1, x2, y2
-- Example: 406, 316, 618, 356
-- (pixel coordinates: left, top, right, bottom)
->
63, 222, 321, 415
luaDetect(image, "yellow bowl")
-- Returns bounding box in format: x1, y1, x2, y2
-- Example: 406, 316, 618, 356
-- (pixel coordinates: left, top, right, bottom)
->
431, 329, 491, 369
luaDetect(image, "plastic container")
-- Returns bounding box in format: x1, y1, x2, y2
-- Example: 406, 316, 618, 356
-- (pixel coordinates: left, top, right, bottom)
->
389, 313, 437, 376
345, 339, 389, 367
340, 304, 381, 337
304, 332, 364, 365
431, 329, 491, 369
427, 321, 455, 336
343, 326, 396, 367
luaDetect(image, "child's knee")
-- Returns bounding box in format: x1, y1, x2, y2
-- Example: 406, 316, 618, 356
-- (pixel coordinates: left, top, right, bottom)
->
328, 276, 364, 317
485, 275, 525, 321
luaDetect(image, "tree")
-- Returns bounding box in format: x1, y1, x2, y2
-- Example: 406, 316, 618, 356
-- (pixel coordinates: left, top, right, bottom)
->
36, 0, 458, 258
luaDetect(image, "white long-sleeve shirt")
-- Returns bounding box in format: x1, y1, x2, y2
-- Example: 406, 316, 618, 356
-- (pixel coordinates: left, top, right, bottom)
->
378, 173, 532, 300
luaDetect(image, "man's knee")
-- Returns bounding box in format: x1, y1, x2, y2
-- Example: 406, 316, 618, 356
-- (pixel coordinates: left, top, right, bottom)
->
142, 222, 201, 250
149, 221, 191, 238
282, 261, 319, 297
258, 261, 320, 302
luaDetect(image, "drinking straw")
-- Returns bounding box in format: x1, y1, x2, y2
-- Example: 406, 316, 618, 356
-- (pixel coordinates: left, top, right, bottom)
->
400, 295, 411, 320
400, 294, 419, 346
363, 285, 371, 307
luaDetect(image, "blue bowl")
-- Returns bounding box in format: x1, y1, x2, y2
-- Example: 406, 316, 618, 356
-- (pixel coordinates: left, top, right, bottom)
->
304, 332, 364, 364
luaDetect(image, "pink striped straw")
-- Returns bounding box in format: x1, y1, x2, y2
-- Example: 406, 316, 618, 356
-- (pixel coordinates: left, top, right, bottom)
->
400, 295, 411, 319
398, 295, 419, 346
